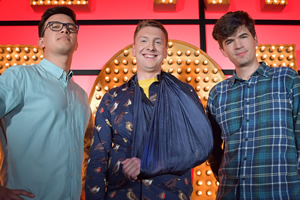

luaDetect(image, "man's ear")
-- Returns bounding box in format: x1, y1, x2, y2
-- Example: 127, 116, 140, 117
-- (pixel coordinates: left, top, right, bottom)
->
38, 37, 45, 49
132, 44, 136, 57
254, 35, 258, 46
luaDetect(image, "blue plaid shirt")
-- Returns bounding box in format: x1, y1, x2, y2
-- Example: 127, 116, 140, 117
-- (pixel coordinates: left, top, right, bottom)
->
207, 63, 300, 200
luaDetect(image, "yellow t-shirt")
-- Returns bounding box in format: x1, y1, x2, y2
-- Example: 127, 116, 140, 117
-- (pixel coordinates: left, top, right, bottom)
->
138, 77, 158, 98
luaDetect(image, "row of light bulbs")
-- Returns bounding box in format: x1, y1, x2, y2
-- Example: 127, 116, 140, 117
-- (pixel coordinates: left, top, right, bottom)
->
258, 45, 293, 53
0, 47, 39, 54
30, 0, 88, 5
265, 0, 287, 5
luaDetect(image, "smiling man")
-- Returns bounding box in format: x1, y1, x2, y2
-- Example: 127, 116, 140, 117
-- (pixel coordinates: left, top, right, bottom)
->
85, 20, 213, 200
207, 11, 300, 199
0, 6, 90, 200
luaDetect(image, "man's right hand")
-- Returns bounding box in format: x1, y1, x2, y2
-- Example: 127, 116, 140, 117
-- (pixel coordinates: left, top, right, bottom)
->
0, 186, 35, 200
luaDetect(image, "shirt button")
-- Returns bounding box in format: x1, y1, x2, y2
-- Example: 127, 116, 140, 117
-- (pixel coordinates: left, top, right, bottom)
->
246, 119, 249, 122
248, 85, 250, 88
245, 138, 248, 141
246, 101, 249, 105
242, 176, 246, 180
244, 157, 247, 160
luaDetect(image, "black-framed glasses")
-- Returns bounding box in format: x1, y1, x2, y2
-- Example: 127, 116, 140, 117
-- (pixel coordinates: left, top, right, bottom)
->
42, 21, 79, 36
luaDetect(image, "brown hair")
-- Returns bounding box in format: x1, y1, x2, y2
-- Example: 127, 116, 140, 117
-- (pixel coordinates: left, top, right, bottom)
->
213, 11, 256, 49
134, 20, 168, 46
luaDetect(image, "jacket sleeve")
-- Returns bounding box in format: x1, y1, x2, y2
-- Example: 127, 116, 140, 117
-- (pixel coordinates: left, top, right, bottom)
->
85, 93, 112, 200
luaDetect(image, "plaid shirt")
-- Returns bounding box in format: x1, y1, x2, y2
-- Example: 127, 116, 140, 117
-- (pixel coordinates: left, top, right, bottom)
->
207, 63, 300, 200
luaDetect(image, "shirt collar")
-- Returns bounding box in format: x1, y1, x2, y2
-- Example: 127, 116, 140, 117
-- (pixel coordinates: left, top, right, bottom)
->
39, 58, 73, 81
229, 62, 269, 87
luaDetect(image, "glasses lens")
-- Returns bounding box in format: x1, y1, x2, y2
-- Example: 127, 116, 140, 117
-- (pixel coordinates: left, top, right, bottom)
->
67, 24, 78, 33
50, 22, 63, 31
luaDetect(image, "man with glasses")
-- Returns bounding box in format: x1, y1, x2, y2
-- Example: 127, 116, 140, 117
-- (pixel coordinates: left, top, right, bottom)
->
0, 6, 90, 199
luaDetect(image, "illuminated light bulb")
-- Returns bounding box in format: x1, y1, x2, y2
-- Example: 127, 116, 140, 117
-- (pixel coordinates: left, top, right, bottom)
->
123, 50, 129, 56
256, 53, 259, 57
40, 55, 44, 58
203, 60, 208, 65
212, 0, 217, 4
177, 68, 182, 74
204, 95, 209, 100
280, 0, 286, 4
54, 1, 58, 4
33, 48, 38, 53
22, 63, 26, 65
132, 59, 137, 65
13, 63, 17, 66
62, 1, 65, 4
123, 76, 128, 82
216, 181, 220, 186
213, 68, 218, 74
196, 86, 201, 91
114, 59, 119, 65
15, 54, 20, 60
203, 68, 208, 73
287, 46, 293, 53
186, 67, 191, 73
104, 86, 109, 91
113, 77, 119, 83
68, 1, 72, 5
206, 170, 212, 175
195, 77, 201, 82
5, 63, 10, 67
272, 63, 277, 67
213, 77, 219, 82
287, 55, 293, 61
15, 47, 21, 53
207, 191, 212, 196
6, 47, 12, 53
32, 1, 36, 5
206, 161, 210, 165
177, 59, 182, 65
96, 86, 101, 91
96, 104, 99, 109
105, 68, 111, 74
260, 46, 265, 52
77, 1, 80, 4
186, 59, 191, 65
95, 94, 101, 100
105, 76, 110, 82
169, 0, 173, 3
168, 42, 173, 48
122, 60, 128, 65
24, 47, 29, 53
167, 50, 173, 56
270, 54, 276, 60
177, 51, 182, 56
278, 46, 284, 52
132, 68, 137, 73
195, 68, 200, 73
197, 191, 202, 196
6, 55, 12, 60
114, 68, 119, 74
24, 55, 29, 61
186, 77, 191, 82
195, 60, 200, 65
261, 54, 267, 60
123, 68, 128, 74
197, 180, 203, 186
168, 68, 173, 73
196, 170, 201, 176
207, 181, 212, 186
204, 86, 210, 92
280, 62, 286, 67
269, 46, 275, 52
162, 0, 166, 2
83, 1, 87, 4
194, 50, 200, 56
39, 0, 43, 4
168, 59, 173, 65
288, 63, 294, 68
219, 0, 223, 3
204, 77, 209, 82
186, 50, 191, 56
278, 54, 284, 60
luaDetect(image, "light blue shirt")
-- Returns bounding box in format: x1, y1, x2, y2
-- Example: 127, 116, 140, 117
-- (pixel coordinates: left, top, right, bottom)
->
0, 59, 90, 200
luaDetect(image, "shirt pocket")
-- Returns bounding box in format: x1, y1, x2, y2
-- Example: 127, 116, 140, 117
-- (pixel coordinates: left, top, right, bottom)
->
215, 103, 242, 139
